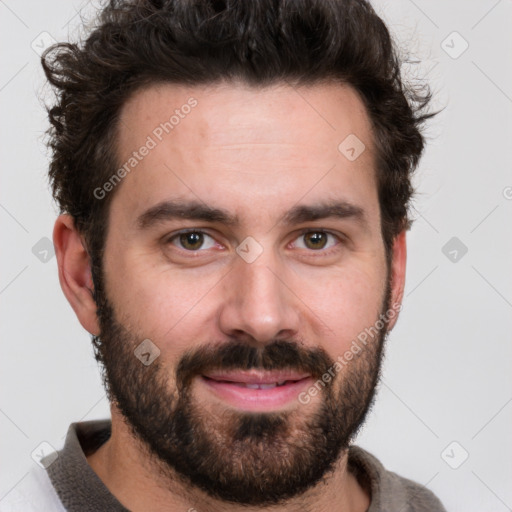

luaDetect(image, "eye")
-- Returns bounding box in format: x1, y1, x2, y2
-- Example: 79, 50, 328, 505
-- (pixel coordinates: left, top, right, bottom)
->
292, 230, 341, 252
167, 230, 217, 251
165, 229, 343, 255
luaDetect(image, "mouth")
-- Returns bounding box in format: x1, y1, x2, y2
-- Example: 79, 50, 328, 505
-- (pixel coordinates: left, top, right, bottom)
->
199, 370, 313, 411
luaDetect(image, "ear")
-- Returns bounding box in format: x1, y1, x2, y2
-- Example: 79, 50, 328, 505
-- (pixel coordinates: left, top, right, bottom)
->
386, 229, 407, 331
53, 214, 100, 336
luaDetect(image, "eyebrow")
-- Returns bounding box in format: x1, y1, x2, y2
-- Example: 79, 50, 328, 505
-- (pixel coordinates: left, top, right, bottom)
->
136, 199, 368, 231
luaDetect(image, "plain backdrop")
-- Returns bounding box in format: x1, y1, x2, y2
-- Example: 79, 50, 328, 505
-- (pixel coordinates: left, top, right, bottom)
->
1, 1, 511, 510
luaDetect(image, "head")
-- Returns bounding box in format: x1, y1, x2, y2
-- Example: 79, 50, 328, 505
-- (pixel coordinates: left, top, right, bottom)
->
46, 0, 432, 506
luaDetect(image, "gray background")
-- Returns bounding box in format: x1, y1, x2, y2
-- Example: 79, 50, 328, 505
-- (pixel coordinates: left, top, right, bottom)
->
1, 1, 511, 510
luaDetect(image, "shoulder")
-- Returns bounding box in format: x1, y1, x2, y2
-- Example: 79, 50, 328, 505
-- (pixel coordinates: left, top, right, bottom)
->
348, 445, 447, 512
0, 465, 65, 512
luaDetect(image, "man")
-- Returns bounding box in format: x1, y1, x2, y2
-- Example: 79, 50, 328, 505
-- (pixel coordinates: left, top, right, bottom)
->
2, 0, 446, 510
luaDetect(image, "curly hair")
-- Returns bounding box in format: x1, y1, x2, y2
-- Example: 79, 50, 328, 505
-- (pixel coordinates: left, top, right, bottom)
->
42, 0, 433, 294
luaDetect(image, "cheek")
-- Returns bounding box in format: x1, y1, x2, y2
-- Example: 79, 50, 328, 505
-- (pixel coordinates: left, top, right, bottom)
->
300, 265, 386, 357
105, 251, 222, 352
103, 230, 388, 362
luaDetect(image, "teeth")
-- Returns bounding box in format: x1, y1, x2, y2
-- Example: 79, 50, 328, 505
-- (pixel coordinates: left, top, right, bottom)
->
246, 383, 277, 389
228, 382, 291, 389
216, 379, 294, 388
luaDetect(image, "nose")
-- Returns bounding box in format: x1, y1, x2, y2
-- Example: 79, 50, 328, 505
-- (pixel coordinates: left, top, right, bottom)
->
217, 251, 301, 346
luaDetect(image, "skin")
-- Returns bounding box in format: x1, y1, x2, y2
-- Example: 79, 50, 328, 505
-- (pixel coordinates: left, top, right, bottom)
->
53, 81, 407, 512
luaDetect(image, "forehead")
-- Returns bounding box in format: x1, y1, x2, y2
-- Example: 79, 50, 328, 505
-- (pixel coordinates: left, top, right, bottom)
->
112, 81, 378, 228
118, 80, 373, 150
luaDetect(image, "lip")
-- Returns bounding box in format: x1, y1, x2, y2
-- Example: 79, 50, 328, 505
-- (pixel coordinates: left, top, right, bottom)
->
202, 370, 311, 385
199, 371, 313, 412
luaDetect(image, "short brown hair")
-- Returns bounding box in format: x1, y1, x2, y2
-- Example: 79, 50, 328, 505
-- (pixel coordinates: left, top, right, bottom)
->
42, 0, 434, 288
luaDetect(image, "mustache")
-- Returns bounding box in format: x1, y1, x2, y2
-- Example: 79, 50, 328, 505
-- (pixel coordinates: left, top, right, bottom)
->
175, 339, 335, 391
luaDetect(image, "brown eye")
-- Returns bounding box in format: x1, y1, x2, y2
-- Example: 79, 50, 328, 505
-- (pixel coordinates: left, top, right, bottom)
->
303, 232, 328, 250
168, 231, 216, 251
293, 231, 341, 252
179, 232, 204, 250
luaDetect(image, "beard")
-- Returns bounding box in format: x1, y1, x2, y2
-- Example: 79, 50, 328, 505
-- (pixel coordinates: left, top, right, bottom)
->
91, 271, 392, 506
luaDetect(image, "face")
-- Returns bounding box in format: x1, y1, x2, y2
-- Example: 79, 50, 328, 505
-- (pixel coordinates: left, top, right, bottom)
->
91, 81, 400, 505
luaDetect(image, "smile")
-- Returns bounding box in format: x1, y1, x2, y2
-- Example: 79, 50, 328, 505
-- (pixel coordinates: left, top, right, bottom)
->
199, 371, 313, 411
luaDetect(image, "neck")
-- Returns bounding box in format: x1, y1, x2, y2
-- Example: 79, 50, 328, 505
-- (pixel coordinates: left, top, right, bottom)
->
86, 407, 370, 512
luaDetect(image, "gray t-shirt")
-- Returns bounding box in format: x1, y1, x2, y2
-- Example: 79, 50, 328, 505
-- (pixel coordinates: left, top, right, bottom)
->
40, 419, 446, 512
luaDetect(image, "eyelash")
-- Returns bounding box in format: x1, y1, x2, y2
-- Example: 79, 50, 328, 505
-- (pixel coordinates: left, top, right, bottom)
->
165, 228, 344, 256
